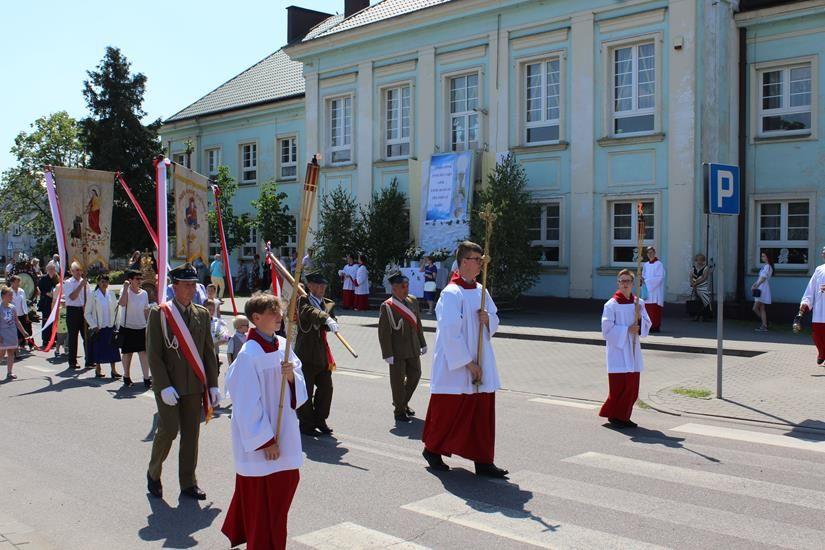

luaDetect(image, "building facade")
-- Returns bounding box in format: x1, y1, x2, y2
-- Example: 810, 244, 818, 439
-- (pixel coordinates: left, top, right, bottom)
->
161, 0, 824, 304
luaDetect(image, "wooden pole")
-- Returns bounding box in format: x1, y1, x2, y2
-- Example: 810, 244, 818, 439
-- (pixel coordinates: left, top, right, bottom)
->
475, 204, 497, 390
634, 202, 646, 351
275, 155, 319, 445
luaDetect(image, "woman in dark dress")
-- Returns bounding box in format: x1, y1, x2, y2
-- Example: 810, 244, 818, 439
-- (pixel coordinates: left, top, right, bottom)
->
37, 262, 58, 346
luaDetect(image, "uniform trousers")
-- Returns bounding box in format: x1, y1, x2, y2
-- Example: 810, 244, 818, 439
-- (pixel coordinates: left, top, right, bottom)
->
599, 372, 640, 422
389, 356, 421, 415
148, 393, 203, 489
812, 323, 825, 361
298, 364, 333, 429
66, 305, 90, 367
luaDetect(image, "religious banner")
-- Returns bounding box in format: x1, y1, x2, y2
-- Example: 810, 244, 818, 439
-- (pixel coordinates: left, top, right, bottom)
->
172, 164, 210, 263
52, 166, 115, 270
421, 151, 473, 253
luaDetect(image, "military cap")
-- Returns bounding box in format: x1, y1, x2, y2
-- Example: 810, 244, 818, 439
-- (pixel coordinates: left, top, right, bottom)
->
170, 263, 199, 282
387, 268, 408, 285
305, 269, 328, 284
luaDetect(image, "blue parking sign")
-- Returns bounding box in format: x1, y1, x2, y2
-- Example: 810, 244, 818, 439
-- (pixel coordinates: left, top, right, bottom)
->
708, 163, 740, 215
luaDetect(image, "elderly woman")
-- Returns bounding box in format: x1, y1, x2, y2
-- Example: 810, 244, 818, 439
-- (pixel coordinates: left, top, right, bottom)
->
84, 274, 121, 379
689, 254, 713, 321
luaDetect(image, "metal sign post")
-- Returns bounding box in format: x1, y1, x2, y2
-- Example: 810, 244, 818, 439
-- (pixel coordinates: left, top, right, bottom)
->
705, 162, 740, 399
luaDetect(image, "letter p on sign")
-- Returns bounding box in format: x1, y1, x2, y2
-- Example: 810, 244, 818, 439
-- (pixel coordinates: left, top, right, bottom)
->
708, 163, 740, 215
717, 170, 734, 209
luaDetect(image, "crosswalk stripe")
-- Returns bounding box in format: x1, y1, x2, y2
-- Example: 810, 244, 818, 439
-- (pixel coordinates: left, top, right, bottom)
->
294, 521, 429, 549
402, 493, 668, 549
672, 423, 825, 454
336, 370, 382, 380
528, 397, 597, 410
505, 470, 825, 549
564, 452, 825, 511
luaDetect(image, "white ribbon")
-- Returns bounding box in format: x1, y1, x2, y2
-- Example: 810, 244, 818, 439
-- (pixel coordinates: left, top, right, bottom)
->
155, 158, 171, 304
43, 171, 67, 331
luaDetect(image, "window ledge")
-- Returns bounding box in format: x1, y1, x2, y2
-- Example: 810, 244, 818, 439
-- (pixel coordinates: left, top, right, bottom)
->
511, 141, 570, 154
597, 266, 627, 276
597, 133, 665, 147
753, 133, 814, 144
276, 179, 299, 185
322, 163, 357, 172
374, 159, 409, 168
749, 268, 810, 277
540, 265, 568, 275
238, 181, 258, 186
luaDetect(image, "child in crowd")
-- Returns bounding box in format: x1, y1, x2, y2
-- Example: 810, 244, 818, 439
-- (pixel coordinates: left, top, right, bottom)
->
54, 299, 68, 357
206, 284, 223, 309
226, 315, 249, 366
9, 276, 33, 353
206, 299, 229, 366
1, 285, 32, 380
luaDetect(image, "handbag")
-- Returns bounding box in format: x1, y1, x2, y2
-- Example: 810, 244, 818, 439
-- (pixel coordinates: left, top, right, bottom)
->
112, 299, 126, 348
424, 281, 437, 293
686, 299, 702, 316
752, 288, 762, 298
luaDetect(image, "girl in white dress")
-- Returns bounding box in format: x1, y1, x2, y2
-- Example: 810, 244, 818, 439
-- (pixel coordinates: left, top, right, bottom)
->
751, 251, 773, 332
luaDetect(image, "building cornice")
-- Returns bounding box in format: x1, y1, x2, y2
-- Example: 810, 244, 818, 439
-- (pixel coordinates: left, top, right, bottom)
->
161, 96, 305, 133
735, 0, 825, 25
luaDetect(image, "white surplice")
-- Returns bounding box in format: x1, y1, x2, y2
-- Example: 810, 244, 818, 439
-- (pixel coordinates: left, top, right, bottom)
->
642, 260, 665, 307
224, 336, 308, 477
354, 264, 369, 296
339, 263, 357, 291
431, 282, 501, 394
602, 297, 652, 374
801, 264, 825, 323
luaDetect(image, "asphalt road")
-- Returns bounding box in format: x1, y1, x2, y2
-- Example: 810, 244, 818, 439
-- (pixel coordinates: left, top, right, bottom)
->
2, 322, 824, 549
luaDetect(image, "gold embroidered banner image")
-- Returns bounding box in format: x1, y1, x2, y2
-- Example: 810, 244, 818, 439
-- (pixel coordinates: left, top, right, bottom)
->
172, 164, 210, 263
53, 167, 115, 270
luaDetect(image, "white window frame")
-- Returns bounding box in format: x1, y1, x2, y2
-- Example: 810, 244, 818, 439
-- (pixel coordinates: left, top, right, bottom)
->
382, 83, 412, 160
326, 95, 354, 165
277, 136, 298, 181
754, 197, 813, 270
752, 56, 817, 140
602, 33, 662, 139
209, 225, 221, 258
172, 152, 190, 169
530, 200, 563, 265
606, 197, 658, 267
280, 216, 298, 259
444, 69, 483, 152
204, 147, 221, 177
519, 53, 564, 146
238, 142, 258, 185
242, 226, 258, 259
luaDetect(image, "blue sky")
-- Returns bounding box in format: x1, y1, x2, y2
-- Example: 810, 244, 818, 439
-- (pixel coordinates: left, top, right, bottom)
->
0, 0, 366, 171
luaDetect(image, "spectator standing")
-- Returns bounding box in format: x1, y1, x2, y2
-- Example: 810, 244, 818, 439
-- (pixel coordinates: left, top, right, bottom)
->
689, 254, 713, 322
226, 315, 249, 365
63, 262, 92, 369
420, 256, 438, 314
8, 276, 32, 353
1, 286, 31, 380
85, 274, 122, 379
210, 254, 226, 298
118, 270, 152, 388
752, 251, 774, 332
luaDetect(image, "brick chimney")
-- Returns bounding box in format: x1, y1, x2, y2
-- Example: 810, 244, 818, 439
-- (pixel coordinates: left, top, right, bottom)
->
345, 0, 370, 18
287, 6, 333, 44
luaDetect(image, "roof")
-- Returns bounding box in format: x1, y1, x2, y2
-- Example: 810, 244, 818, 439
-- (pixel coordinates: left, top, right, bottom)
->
305, 0, 453, 41
164, 48, 305, 124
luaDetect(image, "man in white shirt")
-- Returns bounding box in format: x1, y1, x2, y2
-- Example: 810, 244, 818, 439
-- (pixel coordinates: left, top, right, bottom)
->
641, 246, 665, 333
63, 262, 92, 369
796, 246, 825, 366
421, 241, 507, 478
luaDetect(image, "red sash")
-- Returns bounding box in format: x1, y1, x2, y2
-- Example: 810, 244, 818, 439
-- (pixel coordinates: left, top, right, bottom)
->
383, 297, 418, 331
159, 302, 212, 422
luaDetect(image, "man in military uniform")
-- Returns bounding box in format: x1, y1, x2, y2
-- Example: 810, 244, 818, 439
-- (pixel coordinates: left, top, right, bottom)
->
378, 269, 427, 423
295, 270, 339, 437
146, 263, 220, 500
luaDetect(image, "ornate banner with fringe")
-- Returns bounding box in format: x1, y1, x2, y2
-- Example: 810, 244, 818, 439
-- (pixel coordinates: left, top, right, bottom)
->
172, 164, 209, 263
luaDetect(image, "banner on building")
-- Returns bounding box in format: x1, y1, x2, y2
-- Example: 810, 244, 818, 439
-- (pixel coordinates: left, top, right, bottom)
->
52, 166, 115, 270
420, 152, 473, 253
172, 164, 210, 263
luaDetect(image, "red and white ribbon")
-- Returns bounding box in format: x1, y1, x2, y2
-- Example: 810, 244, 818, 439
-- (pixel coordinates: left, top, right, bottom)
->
154, 157, 171, 304
42, 170, 67, 352
384, 297, 418, 330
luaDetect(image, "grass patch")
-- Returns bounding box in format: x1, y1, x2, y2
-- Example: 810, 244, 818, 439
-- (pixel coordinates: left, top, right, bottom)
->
636, 399, 652, 410
671, 387, 712, 399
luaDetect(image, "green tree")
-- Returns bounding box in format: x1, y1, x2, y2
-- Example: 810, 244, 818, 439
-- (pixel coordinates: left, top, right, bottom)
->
360, 179, 410, 286
470, 154, 540, 299
208, 166, 249, 253
313, 187, 361, 296
80, 46, 162, 256
0, 111, 87, 252
251, 180, 292, 251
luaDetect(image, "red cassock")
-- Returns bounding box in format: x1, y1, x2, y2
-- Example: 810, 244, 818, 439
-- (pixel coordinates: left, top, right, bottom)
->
222, 470, 299, 550
645, 303, 662, 330
598, 372, 641, 422
423, 393, 496, 464
813, 323, 825, 361
342, 289, 354, 309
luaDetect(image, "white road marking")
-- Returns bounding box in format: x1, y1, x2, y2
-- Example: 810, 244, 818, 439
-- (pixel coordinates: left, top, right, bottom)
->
506, 470, 825, 550
402, 493, 668, 549
20, 365, 56, 373
564, 452, 825, 511
336, 370, 382, 379
528, 397, 597, 410
672, 423, 825, 454
294, 521, 429, 549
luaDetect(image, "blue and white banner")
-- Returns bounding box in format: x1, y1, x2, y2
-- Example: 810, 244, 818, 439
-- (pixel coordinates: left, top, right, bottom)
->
421, 152, 473, 253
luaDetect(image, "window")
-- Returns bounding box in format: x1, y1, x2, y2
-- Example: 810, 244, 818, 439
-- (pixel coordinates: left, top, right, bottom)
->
610, 200, 654, 264
12, 224, 22, 237
756, 200, 810, 268
205, 148, 220, 177
384, 85, 411, 158
209, 226, 221, 258
279, 137, 298, 180
242, 226, 258, 259
524, 59, 561, 144
172, 153, 190, 169
611, 42, 655, 135
279, 216, 297, 259
328, 97, 353, 164
757, 62, 812, 137
449, 73, 480, 151
529, 203, 561, 264
240, 143, 257, 183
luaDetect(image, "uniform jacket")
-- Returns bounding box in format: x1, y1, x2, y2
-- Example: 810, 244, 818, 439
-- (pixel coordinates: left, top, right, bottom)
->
294, 295, 335, 369
146, 300, 219, 396
378, 295, 426, 360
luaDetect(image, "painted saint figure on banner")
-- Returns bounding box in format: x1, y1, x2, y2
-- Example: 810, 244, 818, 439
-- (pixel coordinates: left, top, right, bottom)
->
173, 165, 210, 264
87, 187, 102, 235
53, 168, 114, 269
185, 197, 200, 230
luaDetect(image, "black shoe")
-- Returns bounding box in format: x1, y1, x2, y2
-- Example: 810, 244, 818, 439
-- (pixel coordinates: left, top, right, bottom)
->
623, 419, 638, 429
316, 421, 333, 435
69, 364, 81, 370
147, 473, 162, 498
475, 462, 509, 478
300, 425, 321, 437
405, 406, 416, 417
818, 358, 824, 366
111, 371, 122, 380
422, 449, 449, 471
607, 417, 625, 428
181, 485, 206, 500
144, 378, 152, 389
395, 412, 412, 423
123, 377, 133, 387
